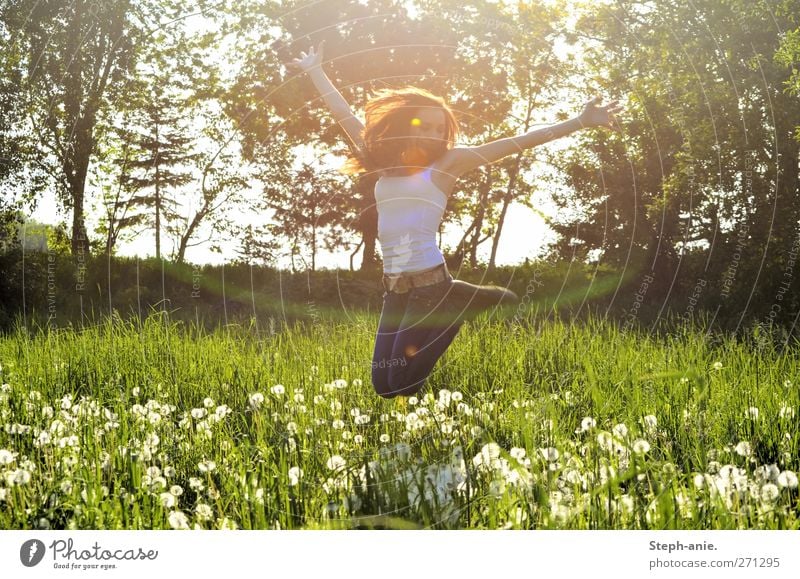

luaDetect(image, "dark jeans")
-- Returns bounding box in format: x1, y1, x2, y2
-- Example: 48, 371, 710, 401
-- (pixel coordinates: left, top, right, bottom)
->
371, 279, 464, 398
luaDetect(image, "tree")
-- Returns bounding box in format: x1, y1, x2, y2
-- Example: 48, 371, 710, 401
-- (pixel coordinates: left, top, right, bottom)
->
261, 162, 358, 273
168, 101, 251, 264
120, 90, 200, 260
545, 0, 800, 318
0, 0, 142, 262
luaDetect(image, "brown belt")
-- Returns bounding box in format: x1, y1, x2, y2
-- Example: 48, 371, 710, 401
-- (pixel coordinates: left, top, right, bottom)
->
382, 262, 452, 294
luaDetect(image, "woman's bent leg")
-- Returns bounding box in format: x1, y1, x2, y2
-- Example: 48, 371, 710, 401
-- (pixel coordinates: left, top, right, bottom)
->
371, 291, 410, 397
384, 281, 464, 398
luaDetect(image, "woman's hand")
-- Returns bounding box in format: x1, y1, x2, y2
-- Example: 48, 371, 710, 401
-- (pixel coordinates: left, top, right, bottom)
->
286, 39, 325, 73
578, 96, 623, 132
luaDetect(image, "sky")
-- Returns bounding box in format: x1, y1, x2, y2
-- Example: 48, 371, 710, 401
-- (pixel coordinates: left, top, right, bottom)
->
23, 0, 592, 270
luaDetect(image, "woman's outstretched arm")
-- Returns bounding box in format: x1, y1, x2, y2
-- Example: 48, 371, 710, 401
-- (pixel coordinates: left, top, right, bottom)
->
287, 40, 366, 155
443, 96, 624, 177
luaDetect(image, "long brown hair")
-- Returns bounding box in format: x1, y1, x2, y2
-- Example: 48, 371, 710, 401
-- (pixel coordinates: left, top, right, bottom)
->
339, 86, 460, 177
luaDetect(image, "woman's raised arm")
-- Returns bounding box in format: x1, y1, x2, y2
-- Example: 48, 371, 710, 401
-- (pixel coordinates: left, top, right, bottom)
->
287, 40, 366, 154
443, 96, 623, 177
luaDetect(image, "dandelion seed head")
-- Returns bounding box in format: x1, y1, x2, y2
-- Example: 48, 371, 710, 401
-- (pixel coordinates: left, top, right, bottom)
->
158, 492, 176, 508
195, 503, 213, 521
760, 483, 779, 503
326, 455, 346, 471
168, 510, 190, 529
777, 470, 798, 489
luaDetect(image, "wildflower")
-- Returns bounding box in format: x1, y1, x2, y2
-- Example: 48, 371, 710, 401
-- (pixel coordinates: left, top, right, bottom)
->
326, 455, 346, 471
190, 408, 207, 419
539, 447, 559, 462
6, 469, 31, 485
777, 471, 798, 489
754, 464, 780, 483
712, 361, 723, 370
288, 467, 303, 486
760, 483, 779, 503
779, 404, 795, 420
746, 407, 759, 420
618, 494, 634, 516
169, 485, 184, 497
488, 479, 505, 498
0, 449, 16, 465
159, 492, 177, 508
248, 392, 265, 409
379, 434, 390, 443
168, 510, 190, 529
509, 447, 527, 461
195, 503, 213, 521
34, 431, 51, 447
452, 391, 463, 402
352, 379, 363, 387
597, 431, 613, 451
331, 419, 345, 430
270, 384, 285, 395
734, 441, 752, 457
198, 460, 217, 473
218, 517, 238, 530
480, 442, 502, 464
613, 423, 628, 438
632, 439, 650, 454
580, 417, 596, 432
333, 379, 347, 389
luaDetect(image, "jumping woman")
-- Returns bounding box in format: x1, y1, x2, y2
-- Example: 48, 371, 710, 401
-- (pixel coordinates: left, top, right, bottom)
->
288, 40, 623, 399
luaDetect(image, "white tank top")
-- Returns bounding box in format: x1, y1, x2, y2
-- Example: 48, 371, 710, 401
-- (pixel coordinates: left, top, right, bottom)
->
374, 166, 447, 274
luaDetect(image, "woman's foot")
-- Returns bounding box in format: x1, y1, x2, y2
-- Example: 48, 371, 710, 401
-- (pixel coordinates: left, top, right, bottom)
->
443, 279, 519, 322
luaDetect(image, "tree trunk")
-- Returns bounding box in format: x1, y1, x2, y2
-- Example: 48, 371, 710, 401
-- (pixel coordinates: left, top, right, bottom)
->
469, 172, 492, 268
350, 239, 364, 271
357, 174, 380, 273
488, 165, 521, 273
155, 137, 161, 260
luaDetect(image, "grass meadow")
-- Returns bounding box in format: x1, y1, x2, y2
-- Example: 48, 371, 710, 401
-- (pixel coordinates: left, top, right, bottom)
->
0, 305, 798, 530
